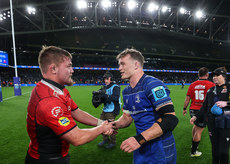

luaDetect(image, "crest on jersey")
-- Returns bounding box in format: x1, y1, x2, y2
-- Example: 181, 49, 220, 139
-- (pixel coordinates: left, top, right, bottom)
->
152, 86, 167, 101
51, 106, 63, 117
58, 117, 70, 126
135, 94, 140, 103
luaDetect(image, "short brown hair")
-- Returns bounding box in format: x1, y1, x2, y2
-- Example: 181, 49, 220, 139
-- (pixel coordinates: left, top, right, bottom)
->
38, 46, 72, 74
198, 67, 209, 77
116, 48, 145, 67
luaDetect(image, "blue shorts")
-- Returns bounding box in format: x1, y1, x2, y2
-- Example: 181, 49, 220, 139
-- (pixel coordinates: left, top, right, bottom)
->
133, 132, 177, 164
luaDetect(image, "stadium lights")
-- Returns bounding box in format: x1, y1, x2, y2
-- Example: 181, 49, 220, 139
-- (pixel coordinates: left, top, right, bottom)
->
0, 11, 11, 21
76, 0, 87, 10
179, 7, 191, 15
195, 10, 205, 19
147, 2, 159, 12
127, 0, 138, 10
27, 6, 36, 15
179, 8, 185, 14
161, 6, 171, 13
101, 0, 111, 9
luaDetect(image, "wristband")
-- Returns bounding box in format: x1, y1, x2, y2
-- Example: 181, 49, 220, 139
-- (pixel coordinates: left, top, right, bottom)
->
183, 108, 187, 111
227, 102, 230, 107
97, 119, 103, 126
133, 134, 146, 145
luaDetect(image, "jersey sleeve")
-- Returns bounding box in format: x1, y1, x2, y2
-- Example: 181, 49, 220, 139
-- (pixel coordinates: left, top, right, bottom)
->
36, 98, 77, 136
146, 79, 173, 111
71, 98, 78, 111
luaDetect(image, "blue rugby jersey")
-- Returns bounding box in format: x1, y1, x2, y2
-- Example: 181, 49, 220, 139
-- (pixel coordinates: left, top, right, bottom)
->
122, 74, 176, 164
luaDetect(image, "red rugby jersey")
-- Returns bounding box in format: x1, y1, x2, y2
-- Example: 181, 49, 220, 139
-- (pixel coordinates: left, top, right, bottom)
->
26, 78, 78, 159
186, 79, 215, 110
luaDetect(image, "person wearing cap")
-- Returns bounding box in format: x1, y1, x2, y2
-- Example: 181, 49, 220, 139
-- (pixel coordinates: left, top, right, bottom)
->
190, 66, 230, 164
98, 71, 121, 148
183, 67, 215, 157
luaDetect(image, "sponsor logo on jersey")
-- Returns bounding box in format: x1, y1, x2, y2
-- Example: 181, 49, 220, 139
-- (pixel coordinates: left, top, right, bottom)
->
152, 86, 167, 101
195, 85, 205, 89
51, 106, 63, 117
58, 117, 70, 126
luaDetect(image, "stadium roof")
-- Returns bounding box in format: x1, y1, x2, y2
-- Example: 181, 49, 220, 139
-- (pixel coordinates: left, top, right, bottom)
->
0, 0, 230, 42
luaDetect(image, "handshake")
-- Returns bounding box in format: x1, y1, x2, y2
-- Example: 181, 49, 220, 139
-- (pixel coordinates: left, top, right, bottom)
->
98, 119, 118, 135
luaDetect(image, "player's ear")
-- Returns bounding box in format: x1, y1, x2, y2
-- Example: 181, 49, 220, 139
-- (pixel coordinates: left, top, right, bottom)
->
49, 64, 57, 74
134, 61, 139, 70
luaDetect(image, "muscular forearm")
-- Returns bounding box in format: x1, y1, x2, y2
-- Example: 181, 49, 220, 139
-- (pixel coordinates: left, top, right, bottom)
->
62, 126, 103, 146
72, 109, 98, 126
114, 113, 133, 129
141, 123, 163, 141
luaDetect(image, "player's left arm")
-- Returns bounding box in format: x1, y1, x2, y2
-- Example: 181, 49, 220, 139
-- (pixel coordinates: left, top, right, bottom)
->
120, 83, 178, 153
120, 103, 178, 153
142, 103, 178, 140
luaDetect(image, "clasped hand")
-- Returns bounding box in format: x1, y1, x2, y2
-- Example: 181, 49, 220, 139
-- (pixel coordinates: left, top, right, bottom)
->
100, 121, 118, 135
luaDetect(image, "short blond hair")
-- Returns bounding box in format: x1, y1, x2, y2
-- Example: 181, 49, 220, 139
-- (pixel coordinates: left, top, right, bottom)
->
38, 46, 72, 74
116, 48, 144, 67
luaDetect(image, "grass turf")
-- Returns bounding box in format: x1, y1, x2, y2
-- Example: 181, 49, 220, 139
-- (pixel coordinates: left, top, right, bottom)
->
0, 85, 213, 164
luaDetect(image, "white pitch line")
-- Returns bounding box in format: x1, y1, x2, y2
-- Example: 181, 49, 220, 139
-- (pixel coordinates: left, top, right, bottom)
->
3, 91, 31, 101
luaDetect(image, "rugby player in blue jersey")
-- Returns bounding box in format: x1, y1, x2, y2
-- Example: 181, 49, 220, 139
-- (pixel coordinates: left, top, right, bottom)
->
113, 49, 179, 164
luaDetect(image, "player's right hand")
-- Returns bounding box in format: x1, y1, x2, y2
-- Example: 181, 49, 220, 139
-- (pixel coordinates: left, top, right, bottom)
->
100, 121, 114, 135
183, 110, 187, 116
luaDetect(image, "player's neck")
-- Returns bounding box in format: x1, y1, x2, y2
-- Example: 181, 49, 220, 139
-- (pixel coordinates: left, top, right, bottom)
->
129, 71, 144, 88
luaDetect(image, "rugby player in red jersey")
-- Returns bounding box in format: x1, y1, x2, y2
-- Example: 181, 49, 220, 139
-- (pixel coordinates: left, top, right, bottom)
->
183, 67, 215, 157
26, 46, 114, 164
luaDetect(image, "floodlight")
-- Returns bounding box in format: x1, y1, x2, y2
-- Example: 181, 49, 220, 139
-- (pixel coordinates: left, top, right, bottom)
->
77, 0, 87, 10
179, 8, 186, 14
162, 6, 168, 13
148, 2, 159, 12
27, 6, 36, 15
195, 10, 204, 18
127, 0, 137, 10
101, 0, 111, 9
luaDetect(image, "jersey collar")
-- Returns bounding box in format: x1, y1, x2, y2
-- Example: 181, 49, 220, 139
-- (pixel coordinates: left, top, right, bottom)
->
42, 77, 65, 90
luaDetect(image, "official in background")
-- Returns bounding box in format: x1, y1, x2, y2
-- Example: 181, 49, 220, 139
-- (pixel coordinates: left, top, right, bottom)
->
26, 46, 114, 164
98, 71, 121, 148
190, 67, 230, 164
114, 49, 178, 164
183, 67, 215, 157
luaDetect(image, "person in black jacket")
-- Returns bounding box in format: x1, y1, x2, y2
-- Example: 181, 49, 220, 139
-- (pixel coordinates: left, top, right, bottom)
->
98, 71, 121, 148
190, 67, 230, 164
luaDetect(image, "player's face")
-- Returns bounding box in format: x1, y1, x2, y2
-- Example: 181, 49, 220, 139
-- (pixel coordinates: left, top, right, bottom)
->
104, 77, 111, 85
213, 74, 225, 86
118, 54, 136, 80
56, 57, 74, 86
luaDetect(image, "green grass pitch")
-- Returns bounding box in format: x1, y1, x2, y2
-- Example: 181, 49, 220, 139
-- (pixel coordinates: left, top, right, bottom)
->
0, 85, 213, 164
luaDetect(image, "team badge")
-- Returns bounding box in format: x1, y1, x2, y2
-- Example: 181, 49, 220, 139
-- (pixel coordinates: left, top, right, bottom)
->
58, 117, 70, 126
51, 106, 63, 117
135, 94, 140, 103
152, 86, 167, 101
221, 89, 227, 93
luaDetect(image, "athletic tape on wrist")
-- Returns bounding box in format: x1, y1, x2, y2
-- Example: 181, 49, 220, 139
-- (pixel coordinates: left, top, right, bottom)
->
97, 119, 103, 126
